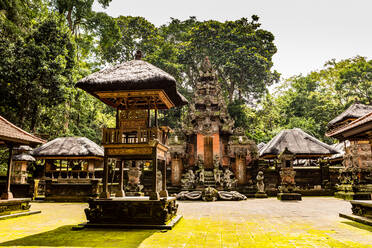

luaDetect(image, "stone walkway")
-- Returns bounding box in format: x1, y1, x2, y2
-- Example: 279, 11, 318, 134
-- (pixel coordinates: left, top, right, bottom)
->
0, 197, 371, 247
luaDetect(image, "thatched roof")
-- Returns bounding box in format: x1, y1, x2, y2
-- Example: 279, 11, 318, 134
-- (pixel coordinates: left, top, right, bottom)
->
259, 128, 340, 159
0, 115, 45, 146
13, 154, 35, 162
32, 137, 103, 158
327, 103, 372, 128
76, 59, 188, 107
327, 111, 372, 140
257, 142, 266, 152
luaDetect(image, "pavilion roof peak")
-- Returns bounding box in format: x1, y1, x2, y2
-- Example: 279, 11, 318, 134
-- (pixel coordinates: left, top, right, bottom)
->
259, 128, 340, 159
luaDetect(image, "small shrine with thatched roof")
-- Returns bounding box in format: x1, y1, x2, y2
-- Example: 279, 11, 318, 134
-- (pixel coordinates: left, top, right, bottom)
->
76, 51, 187, 228
32, 137, 103, 202
0, 115, 44, 219
260, 128, 339, 200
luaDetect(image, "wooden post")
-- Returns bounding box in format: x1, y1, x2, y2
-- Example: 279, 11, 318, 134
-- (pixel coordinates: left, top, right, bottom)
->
99, 154, 110, 199
1, 144, 14, 199
150, 148, 160, 200
116, 108, 120, 128
116, 160, 125, 197
155, 109, 158, 127
147, 109, 151, 128
160, 160, 168, 198
58, 160, 62, 179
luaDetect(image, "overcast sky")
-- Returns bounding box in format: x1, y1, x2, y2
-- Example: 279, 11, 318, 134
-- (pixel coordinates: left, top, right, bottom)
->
93, 0, 372, 80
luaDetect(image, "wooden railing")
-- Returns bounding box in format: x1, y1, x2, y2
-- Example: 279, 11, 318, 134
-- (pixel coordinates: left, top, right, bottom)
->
102, 127, 168, 145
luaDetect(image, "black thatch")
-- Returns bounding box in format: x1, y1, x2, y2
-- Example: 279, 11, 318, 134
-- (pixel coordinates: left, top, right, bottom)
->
259, 128, 340, 158
14, 145, 33, 152
327, 103, 372, 127
257, 142, 266, 152
76, 60, 188, 107
13, 154, 35, 162
32, 137, 103, 158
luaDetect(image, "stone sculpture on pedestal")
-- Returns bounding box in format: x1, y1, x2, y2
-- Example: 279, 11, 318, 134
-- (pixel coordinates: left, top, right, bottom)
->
255, 171, 268, 198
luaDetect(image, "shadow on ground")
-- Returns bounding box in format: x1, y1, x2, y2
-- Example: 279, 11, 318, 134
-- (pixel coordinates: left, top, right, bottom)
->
341, 221, 372, 232
0, 225, 156, 247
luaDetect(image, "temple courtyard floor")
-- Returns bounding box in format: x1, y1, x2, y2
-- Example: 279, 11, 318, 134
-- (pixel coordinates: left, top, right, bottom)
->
0, 197, 371, 247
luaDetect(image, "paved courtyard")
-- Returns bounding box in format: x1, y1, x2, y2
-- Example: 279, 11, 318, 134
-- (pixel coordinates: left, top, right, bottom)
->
0, 197, 371, 247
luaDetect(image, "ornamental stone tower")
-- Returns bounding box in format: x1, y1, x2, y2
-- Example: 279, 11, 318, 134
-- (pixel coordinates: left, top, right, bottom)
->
169, 57, 256, 190
183, 57, 234, 169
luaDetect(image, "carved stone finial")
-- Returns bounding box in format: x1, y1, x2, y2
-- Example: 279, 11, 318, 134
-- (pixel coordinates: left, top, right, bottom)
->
200, 56, 213, 74
135, 50, 142, 60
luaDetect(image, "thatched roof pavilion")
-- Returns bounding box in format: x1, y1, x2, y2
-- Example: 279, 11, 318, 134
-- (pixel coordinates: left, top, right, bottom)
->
76, 53, 188, 109
32, 137, 103, 159
259, 128, 340, 159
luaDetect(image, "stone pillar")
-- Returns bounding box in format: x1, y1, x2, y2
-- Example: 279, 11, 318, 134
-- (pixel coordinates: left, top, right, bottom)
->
160, 160, 168, 197
150, 149, 160, 200
99, 155, 110, 199
235, 155, 246, 185
116, 160, 125, 197
171, 157, 183, 186
1, 145, 14, 199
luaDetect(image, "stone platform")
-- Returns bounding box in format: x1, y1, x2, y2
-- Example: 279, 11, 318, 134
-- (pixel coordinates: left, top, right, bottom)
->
339, 200, 372, 226
84, 196, 179, 228
277, 193, 302, 201
0, 198, 40, 219
335, 191, 371, 200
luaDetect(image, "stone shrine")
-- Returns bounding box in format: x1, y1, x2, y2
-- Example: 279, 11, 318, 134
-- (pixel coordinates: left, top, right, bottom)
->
169, 57, 256, 194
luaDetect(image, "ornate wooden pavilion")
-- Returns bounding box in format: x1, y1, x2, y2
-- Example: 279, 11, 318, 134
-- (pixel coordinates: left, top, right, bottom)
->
32, 137, 103, 201
0, 115, 45, 218
327, 109, 372, 200
76, 51, 187, 228
329, 110, 372, 226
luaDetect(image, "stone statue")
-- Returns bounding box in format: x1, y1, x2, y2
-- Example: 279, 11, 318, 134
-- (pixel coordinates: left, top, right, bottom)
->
278, 167, 297, 193
198, 167, 205, 184
256, 171, 265, 193
202, 186, 219, 202
223, 168, 236, 190
213, 156, 222, 185
196, 156, 205, 185
126, 161, 143, 193
157, 170, 163, 192
181, 169, 196, 189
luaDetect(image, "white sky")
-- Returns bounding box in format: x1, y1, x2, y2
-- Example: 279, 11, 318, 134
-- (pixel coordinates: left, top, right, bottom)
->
93, 0, 372, 80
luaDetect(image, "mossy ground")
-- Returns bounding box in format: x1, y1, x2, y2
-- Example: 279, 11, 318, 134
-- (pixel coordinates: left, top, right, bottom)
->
0, 198, 371, 247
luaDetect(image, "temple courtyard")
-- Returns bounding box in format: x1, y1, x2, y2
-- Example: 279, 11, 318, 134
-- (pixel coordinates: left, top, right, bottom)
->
0, 198, 370, 248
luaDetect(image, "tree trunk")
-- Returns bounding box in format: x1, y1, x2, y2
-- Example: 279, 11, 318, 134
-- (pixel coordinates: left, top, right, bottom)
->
30, 104, 39, 132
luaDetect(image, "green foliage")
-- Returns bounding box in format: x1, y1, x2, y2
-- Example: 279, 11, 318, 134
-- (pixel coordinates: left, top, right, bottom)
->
0, 1, 370, 149
245, 56, 372, 144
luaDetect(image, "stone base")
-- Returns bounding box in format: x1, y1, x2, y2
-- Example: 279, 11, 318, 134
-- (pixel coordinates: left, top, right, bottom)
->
255, 192, 268, 198
0, 198, 32, 216
77, 214, 183, 230
125, 192, 144, 197
0, 210, 41, 220
85, 196, 178, 226
45, 179, 101, 202
334, 192, 371, 200
339, 213, 372, 226
277, 193, 302, 201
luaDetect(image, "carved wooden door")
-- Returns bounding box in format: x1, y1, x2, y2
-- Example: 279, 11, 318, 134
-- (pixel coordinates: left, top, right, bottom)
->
204, 136, 213, 169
